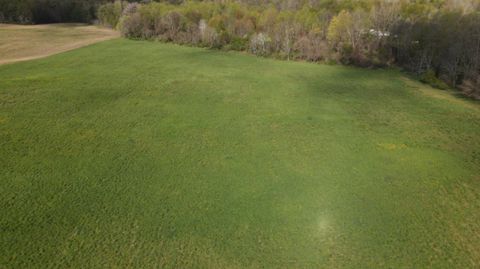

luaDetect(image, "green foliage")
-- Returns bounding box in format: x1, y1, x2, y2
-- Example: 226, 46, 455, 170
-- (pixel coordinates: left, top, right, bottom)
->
97, 1, 124, 28
118, 12, 144, 38
327, 9, 370, 64
327, 10, 352, 45
420, 70, 449, 90
226, 36, 248, 50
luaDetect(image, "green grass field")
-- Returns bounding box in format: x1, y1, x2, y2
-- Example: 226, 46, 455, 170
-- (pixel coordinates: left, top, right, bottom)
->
1, 38, 479, 268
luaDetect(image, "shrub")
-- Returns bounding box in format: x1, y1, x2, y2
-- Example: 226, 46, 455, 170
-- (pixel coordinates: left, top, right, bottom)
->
123, 3, 138, 16
199, 19, 219, 48
119, 13, 144, 38
97, 1, 124, 28
163, 11, 185, 41
249, 33, 271, 56
459, 77, 480, 100
228, 36, 248, 51
293, 34, 328, 61
420, 70, 450, 90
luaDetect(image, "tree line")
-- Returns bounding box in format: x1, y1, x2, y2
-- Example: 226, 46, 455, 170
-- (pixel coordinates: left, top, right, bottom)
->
0, 0, 113, 23
98, 0, 480, 98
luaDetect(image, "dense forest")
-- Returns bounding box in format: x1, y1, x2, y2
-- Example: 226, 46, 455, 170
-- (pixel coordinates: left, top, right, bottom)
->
1, 0, 479, 98
0, 0, 111, 23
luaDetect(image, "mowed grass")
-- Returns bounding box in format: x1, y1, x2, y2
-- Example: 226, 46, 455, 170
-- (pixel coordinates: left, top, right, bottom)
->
0, 37, 480, 268
0, 23, 118, 65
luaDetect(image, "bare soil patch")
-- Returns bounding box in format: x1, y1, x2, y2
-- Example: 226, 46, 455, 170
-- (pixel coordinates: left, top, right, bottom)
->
0, 23, 119, 65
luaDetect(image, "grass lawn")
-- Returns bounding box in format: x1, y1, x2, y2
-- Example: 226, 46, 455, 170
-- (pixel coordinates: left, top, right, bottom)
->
0, 35, 479, 267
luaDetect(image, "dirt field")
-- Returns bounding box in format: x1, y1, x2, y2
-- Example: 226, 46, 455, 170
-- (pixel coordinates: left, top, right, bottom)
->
0, 23, 119, 65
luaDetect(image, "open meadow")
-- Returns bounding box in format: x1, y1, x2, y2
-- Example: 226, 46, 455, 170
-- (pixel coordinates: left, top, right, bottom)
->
0, 24, 479, 268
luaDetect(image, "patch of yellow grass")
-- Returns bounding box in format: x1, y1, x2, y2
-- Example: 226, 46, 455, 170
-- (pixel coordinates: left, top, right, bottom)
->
0, 23, 119, 65
377, 143, 407, 150
401, 77, 479, 112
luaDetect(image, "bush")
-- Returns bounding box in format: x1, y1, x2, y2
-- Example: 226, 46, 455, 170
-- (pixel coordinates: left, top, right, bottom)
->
227, 37, 248, 51
459, 77, 480, 100
420, 70, 450, 90
97, 1, 124, 28
119, 13, 144, 38
249, 33, 271, 56
199, 19, 219, 48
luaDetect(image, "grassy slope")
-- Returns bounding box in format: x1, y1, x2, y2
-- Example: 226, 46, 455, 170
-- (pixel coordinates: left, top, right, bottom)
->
0, 24, 118, 65
0, 39, 479, 268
